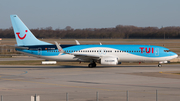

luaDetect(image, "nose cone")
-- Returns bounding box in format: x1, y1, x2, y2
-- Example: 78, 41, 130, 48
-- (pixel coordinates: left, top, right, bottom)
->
171, 52, 178, 58
174, 54, 178, 58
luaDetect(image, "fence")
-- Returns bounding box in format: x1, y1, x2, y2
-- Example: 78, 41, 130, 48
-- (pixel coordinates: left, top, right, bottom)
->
1, 90, 180, 101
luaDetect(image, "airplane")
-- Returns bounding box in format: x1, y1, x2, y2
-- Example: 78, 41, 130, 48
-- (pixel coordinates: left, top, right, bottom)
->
10, 15, 178, 67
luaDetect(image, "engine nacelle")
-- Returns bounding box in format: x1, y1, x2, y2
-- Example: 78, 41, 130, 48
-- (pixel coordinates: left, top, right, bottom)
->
100, 57, 118, 65
159, 61, 170, 64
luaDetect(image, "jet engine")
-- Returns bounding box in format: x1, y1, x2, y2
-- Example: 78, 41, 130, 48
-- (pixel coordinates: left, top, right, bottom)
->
159, 61, 170, 64
100, 57, 118, 65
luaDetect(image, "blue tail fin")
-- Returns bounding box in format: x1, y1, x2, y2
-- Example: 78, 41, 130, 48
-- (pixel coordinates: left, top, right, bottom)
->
10, 15, 52, 46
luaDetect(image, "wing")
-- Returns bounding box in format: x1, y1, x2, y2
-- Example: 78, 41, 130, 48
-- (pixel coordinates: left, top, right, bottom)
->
72, 53, 100, 61
54, 41, 100, 61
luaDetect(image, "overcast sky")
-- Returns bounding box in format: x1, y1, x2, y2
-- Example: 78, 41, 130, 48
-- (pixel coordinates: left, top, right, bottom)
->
1, 0, 180, 29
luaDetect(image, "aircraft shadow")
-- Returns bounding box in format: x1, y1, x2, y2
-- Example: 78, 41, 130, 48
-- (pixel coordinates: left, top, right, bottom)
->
0, 65, 157, 68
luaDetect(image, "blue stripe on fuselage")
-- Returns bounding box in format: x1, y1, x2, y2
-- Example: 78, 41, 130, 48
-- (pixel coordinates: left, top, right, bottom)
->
19, 45, 75, 50
16, 44, 175, 57
16, 44, 75, 56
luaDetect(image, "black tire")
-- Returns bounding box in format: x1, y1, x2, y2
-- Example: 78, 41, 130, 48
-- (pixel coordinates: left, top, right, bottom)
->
158, 64, 162, 67
88, 64, 93, 68
92, 64, 96, 67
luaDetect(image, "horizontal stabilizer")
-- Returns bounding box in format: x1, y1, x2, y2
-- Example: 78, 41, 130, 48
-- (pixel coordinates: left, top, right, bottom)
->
7, 45, 29, 50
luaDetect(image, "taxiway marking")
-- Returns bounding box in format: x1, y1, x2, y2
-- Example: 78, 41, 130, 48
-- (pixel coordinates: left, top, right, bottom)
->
159, 71, 180, 75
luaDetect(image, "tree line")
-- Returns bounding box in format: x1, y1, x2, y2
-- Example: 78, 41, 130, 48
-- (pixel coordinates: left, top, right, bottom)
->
1, 25, 180, 39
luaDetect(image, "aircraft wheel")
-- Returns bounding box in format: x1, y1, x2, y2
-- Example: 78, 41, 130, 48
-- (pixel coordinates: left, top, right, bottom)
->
92, 62, 96, 67
88, 63, 96, 68
88, 64, 93, 68
158, 64, 162, 67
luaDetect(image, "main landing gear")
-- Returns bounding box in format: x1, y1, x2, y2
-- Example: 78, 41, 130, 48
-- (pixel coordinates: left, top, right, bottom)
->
88, 61, 96, 68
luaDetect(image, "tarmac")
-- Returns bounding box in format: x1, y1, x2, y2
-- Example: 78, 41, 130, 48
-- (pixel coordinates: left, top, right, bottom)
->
0, 64, 180, 101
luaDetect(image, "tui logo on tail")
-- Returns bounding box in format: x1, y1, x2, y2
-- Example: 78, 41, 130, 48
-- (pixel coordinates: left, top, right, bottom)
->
16, 30, 27, 40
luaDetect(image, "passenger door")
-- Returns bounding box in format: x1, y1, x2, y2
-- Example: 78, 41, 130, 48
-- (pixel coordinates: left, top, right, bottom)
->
155, 48, 159, 56
37, 48, 42, 56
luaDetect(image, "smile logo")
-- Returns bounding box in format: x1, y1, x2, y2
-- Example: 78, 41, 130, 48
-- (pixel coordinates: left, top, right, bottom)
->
16, 30, 27, 40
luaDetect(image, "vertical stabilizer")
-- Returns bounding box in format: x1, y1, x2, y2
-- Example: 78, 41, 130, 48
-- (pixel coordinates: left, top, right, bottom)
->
10, 15, 52, 46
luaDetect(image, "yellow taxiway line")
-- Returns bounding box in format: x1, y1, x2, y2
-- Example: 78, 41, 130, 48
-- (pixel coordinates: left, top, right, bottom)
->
159, 71, 180, 75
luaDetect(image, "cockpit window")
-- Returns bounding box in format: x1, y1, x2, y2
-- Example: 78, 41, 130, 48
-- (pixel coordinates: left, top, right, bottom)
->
164, 50, 171, 52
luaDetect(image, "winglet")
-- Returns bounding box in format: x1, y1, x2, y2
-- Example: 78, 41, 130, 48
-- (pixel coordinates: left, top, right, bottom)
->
54, 41, 65, 54
75, 40, 80, 45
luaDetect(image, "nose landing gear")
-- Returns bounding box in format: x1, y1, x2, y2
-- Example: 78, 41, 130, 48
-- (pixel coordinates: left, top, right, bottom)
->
158, 64, 162, 67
